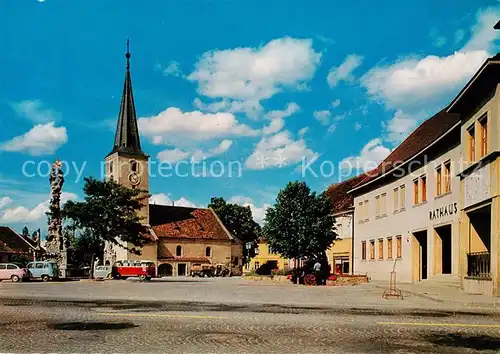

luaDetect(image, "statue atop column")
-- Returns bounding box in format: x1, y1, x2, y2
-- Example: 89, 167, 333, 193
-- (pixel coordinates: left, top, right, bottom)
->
45, 160, 68, 278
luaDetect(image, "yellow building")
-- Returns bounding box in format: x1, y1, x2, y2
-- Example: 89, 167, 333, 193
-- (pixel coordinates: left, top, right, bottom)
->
325, 174, 368, 274
449, 54, 500, 295
244, 239, 289, 274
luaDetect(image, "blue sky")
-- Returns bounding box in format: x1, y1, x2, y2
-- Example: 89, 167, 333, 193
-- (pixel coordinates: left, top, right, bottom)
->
0, 0, 499, 233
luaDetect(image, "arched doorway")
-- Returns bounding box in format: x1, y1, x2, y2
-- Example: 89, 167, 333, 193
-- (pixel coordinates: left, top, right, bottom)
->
158, 263, 173, 277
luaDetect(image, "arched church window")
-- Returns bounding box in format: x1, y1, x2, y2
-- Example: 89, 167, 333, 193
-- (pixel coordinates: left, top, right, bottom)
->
205, 246, 211, 257
176, 245, 182, 257
109, 161, 113, 173
130, 160, 138, 172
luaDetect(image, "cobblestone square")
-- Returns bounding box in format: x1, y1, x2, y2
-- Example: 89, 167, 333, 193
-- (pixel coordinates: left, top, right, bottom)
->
1, 278, 499, 353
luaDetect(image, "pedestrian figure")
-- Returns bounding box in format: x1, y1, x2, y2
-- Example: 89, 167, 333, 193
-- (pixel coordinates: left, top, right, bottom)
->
313, 261, 322, 285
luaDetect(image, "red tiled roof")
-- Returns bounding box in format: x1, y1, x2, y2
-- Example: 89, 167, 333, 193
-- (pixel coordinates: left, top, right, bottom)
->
0, 226, 35, 254
149, 205, 234, 241
325, 173, 370, 214
158, 256, 211, 263
141, 226, 158, 242
352, 109, 460, 191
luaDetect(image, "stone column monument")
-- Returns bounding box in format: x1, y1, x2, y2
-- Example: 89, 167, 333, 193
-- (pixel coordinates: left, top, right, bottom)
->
44, 160, 68, 278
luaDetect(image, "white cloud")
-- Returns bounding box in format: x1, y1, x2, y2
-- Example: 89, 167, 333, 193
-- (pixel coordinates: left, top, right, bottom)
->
11, 100, 59, 123
325, 113, 347, 133
313, 110, 331, 125
262, 119, 285, 135
0, 192, 77, 223
188, 37, 321, 116
298, 127, 309, 136
354, 123, 363, 131
327, 54, 363, 88
454, 29, 465, 45
382, 110, 423, 143
331, 99, 341, 108
157, 139, 233, 163
138, 107, 258, 144
245, 130, 318, 169
193, 98, 263, 119
361, 7, 499, 111
362, 50, 489, 110
262, 102, 300, 135
327, 124, 337, 133
265, 102, 300, 121
149, 193, 197, 208
156, 148, 191, 163
229, 196, 270, 225
0, 196, 12, 209
339, 138, 391, 173
433, 36, 447, 48
162, 61, 184, 77
1, 122, 68, 156
461, 7, 500, 52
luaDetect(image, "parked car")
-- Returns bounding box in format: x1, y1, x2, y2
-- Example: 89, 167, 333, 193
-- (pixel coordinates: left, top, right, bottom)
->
94, 265, 112, 279
0, 263, 30, 282
190, 263, 214, 277
26, 261, 59, 282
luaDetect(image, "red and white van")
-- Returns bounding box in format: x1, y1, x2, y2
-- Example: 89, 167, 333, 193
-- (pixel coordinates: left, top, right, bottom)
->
111, 260, 156, 281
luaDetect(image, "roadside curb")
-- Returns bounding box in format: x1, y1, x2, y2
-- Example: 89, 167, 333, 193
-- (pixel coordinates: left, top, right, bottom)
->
374, 284, 500, 309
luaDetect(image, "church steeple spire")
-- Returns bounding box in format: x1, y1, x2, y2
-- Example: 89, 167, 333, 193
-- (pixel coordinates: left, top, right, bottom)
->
108, 39, 145, 157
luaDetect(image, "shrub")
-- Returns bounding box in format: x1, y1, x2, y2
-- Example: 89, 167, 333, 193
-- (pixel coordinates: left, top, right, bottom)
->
272, 268, 293, 276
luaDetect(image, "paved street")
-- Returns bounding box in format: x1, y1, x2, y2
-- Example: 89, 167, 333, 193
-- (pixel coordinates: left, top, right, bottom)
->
1, 278, 500, 353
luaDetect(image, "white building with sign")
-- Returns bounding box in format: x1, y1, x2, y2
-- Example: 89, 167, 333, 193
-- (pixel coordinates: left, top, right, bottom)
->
349, 53, 500, 296
350, 110, 462, 283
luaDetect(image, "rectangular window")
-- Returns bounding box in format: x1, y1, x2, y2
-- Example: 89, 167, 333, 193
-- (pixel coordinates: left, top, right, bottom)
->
479, 115, 488, 158
393, 188, 399, 212
421, 176, 427, 203
361, 241, 367, 260
364, 200, 369, 220
413, 179, 419, 205
375, 195, 380, 217
254, 261, 260, 270
396, 236, 402, 258
358, 202, 363, 222
436, 166, 442, 196
444, 161, 451, 193
378, 239, 384, 259
387, 238, 393, 259
381, 193, 387, 216
467, 124, 475, 162
370, 240, 375, 260
400, 185, 406, 209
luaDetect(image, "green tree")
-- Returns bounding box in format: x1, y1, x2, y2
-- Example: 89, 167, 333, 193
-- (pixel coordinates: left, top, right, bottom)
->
67, 227, 103, 270
208, 197, 261, 263
21, 226, 30, 238
62, 177, 149, 278
263, 181, 336, 265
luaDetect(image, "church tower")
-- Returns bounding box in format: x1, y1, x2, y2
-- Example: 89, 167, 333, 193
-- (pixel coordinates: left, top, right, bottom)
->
105, 40, 149, 225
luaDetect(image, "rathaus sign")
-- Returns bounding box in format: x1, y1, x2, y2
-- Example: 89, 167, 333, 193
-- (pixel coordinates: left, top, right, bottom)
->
429, 203, 458, 221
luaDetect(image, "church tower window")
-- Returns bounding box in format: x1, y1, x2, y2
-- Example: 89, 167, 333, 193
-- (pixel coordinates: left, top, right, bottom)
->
130, 160, 137, 172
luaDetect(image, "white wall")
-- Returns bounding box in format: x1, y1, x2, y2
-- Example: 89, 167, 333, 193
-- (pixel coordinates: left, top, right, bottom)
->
354, 145, 461, 282
335, 214, 353, 239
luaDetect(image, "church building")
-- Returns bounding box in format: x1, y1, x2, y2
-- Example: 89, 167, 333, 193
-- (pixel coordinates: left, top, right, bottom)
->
102, 45, 243, 276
